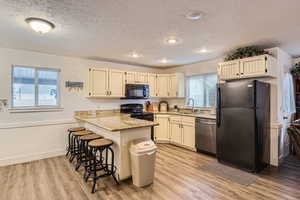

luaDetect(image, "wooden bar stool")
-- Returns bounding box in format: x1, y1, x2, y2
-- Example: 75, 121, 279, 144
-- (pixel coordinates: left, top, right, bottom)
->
69, 130, 93, 163
87, 138, 119, 193
75, 134, 103, 172
66, 127, 86, 157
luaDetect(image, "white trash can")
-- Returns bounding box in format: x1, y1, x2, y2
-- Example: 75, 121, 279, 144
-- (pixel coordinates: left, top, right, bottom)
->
130, 138, 157, 187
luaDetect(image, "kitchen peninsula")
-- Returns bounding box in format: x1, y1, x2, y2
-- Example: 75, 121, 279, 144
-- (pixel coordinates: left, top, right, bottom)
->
75, 111, 158, 180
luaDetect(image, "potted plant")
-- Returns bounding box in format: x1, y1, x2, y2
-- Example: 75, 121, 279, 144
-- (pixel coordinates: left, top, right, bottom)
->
291, 62, 300, 76
224, 46, 269, 61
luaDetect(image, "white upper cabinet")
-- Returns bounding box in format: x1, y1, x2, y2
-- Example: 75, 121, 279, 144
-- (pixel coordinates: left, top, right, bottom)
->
88, 68, 185, 99
125, 72, 148, 84
157, 74, 170, 97
87, 67, 125, 98
239, 55, 276, 78
153, 73, 185, 98
109, 69, 125, 97
148, 73, 158, 97
169, 73, 185, 98
218, 54, 276, 81
218, 60, 240, 80
136, 72, 148, 84
88, 68, 109, 97
125, 71, 136, 84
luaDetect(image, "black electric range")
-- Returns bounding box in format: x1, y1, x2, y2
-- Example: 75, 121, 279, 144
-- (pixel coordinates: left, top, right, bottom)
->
120, 104, 154, 121
120, 104, 154, 139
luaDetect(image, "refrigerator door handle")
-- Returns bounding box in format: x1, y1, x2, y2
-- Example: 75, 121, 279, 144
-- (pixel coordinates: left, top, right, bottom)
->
217, 86, 221, 127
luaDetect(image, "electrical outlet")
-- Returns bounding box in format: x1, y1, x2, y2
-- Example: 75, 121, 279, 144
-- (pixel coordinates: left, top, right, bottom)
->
0, 99, 7, 106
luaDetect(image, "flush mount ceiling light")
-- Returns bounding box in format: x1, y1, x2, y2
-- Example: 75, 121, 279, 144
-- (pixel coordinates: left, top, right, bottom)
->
25, 17, 55, 34
196, 48, 210, 53
128, 51, 142, 58
159, 58, 171, 64
164, 36, 181, 45
185, 11, 204, 21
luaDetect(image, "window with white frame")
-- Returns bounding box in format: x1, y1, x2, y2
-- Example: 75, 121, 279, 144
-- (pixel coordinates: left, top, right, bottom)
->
12, 66, 60, 108
186, 73, 217, 108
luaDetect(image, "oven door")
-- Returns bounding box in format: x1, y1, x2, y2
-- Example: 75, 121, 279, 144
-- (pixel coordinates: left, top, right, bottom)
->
124, 84, 149, 99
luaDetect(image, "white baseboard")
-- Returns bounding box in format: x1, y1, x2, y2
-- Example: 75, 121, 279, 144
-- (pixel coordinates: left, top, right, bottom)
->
0, 149, 66, 167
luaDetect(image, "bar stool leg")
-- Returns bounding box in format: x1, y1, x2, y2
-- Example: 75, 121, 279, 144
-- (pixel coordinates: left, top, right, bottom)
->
66, 132, 71, 157
92, 148, 98, 193
109, 147, 119, 185
69, 136, 77, 162
75, 137, 82, 171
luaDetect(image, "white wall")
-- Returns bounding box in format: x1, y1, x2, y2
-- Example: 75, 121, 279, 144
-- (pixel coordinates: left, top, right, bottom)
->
0, 47, 163, 166
163, 58, 221, 76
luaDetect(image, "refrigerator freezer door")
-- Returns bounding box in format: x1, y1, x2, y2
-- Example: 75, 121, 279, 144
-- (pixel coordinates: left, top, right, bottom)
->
219, 81, 255, 108
216, 107, 256, 171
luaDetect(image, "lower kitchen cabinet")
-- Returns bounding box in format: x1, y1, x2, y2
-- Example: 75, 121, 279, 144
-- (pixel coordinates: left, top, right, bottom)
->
155, 114, 196, 151
182, 123, 195, 148
169, 121, 182, 144
154, 115, 170, 142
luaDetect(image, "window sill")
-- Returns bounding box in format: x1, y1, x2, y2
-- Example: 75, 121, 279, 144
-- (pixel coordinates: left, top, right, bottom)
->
8, 107, 64, 113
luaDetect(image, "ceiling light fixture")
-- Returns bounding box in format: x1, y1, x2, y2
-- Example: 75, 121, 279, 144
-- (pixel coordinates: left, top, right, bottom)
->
164, 36, 181, 45
196, 48, 210, 53
185, 11, 204, 21
159, 58, 171, 64
25, 17, 55, 34
128, 51, 142, 58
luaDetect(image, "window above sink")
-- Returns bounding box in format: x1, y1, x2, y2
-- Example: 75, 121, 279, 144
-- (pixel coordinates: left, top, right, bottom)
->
186, 73, 217, 108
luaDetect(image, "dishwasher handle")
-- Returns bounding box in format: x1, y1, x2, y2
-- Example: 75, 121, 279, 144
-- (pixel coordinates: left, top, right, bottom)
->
198, 121, 216, 125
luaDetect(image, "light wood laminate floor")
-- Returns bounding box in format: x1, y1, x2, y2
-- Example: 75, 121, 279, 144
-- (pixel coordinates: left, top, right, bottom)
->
1, 144, 300, 200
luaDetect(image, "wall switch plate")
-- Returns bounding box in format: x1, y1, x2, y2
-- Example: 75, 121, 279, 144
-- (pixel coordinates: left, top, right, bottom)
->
0, 99, 7, 106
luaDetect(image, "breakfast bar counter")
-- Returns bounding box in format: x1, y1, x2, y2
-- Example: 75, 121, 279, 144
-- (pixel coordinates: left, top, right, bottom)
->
75, 111, 158, 181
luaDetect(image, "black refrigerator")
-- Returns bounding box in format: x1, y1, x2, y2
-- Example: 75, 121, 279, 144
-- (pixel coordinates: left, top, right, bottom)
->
216, 80, 270, 172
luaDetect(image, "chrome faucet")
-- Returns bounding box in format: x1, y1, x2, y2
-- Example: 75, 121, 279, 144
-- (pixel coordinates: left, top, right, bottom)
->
187, 98, 195, 112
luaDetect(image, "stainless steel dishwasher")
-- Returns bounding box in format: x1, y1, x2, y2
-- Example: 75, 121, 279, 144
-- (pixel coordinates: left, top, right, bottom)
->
195, 118, 216, 155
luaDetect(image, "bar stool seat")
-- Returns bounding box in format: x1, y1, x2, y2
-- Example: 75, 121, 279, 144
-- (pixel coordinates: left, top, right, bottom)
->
88, 139, 113, 147
80, 134, 103, 141
68, 127, 85, 132
72, 130, 93, 136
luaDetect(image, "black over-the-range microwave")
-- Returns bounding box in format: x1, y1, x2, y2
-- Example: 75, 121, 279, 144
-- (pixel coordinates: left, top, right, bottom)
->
123, 84, 149, 99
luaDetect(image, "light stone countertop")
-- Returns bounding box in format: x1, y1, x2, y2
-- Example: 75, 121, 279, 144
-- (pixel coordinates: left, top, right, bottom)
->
152, 111, 216, 119
75, 112, 159, 132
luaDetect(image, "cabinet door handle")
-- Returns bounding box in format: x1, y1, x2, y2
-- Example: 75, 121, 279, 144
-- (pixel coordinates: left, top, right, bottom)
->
110, 91, 112, 95
236, 73, 239, 76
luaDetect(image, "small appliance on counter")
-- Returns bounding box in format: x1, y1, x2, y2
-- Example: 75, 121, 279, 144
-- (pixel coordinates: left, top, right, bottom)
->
145, 101, 153, 112
173, 105, 179, 112
158, 101, 169, 112
152, 103, 159, 112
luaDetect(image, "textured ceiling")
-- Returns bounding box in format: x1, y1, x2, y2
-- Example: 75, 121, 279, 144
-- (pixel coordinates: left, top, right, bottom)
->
0, 0, 300, 67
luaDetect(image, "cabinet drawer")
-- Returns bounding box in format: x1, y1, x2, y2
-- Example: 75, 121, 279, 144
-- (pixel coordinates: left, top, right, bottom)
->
182, 116, 195, 125
170, 116, 181, 123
